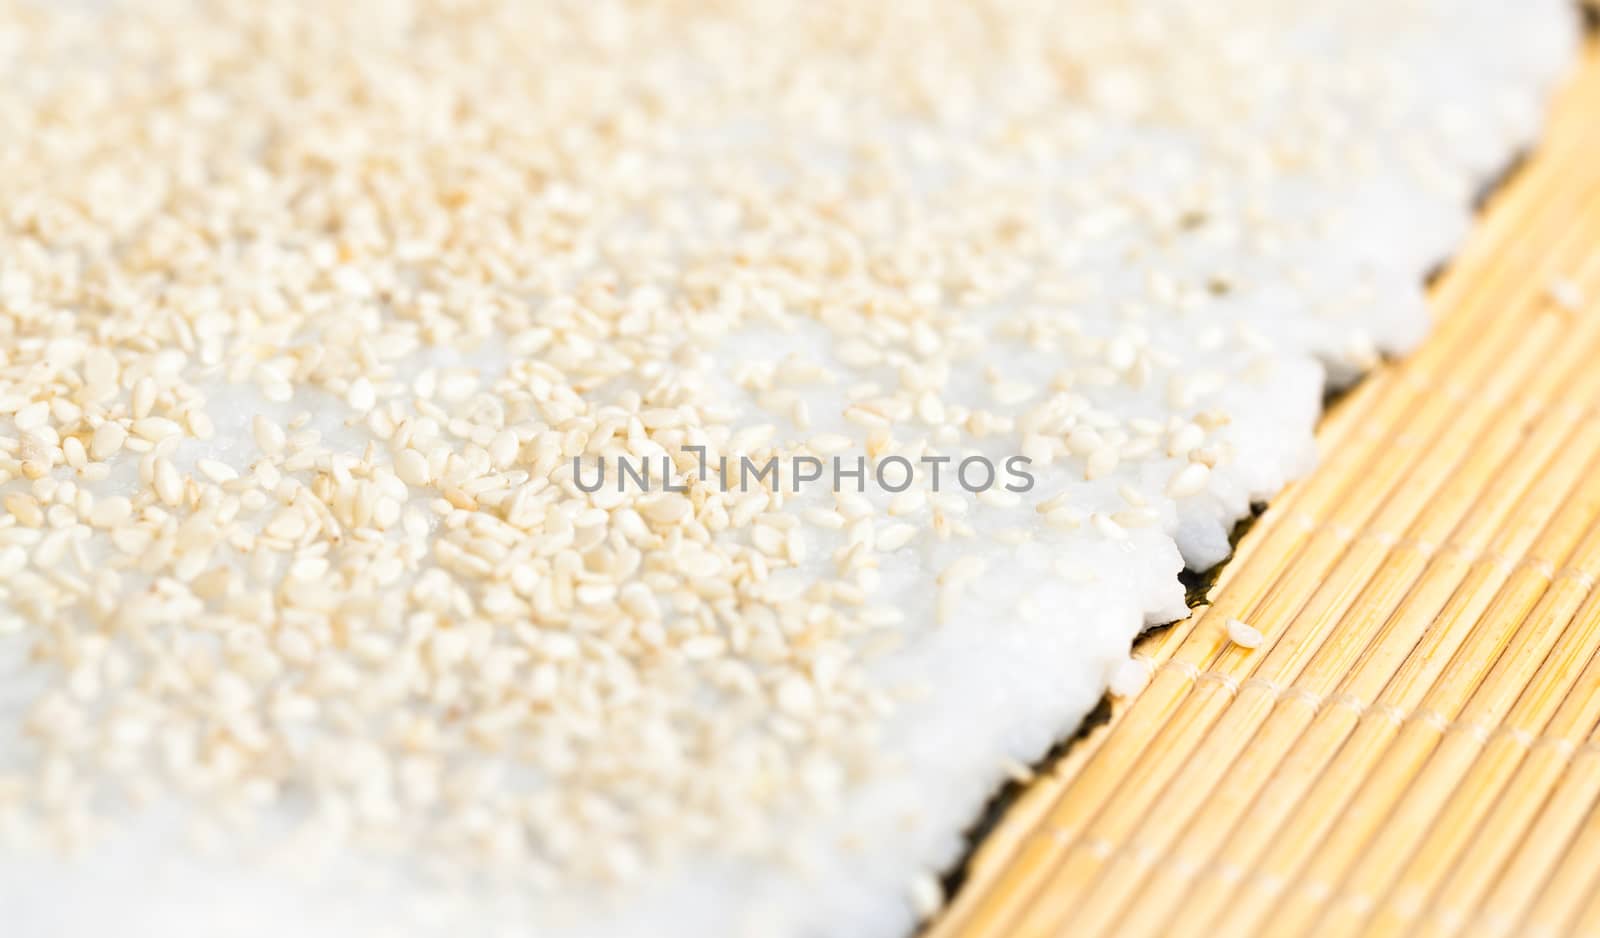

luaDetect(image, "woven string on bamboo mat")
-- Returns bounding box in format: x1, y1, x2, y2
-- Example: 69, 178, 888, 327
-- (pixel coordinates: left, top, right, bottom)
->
929, 44, 1600, 938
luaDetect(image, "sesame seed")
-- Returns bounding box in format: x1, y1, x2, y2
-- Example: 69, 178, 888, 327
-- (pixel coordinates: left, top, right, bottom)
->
131, 417, 183, 442
938, 556, 987, 585
1226, 617, 1265, 649
1085, 447, 1119, 480
1166, 462, 1211, 498
1108, 658, 1150, 698
395, 449, 431, 487
808, 434, 854, 455
196, 459, 239, 484
90, 422, 127, 460
88, 496, 132, 528
152, 458, 183, 506
130, 377, 157, 419
1548, 278, 1585, 314
346, 377, 377, 412
775, 674, 817, 717
4, 493, 43, 528
910, 872, 945, 919
1091, 513, 1128, 541
14, 401, 48, 431
252, 416, 286, 457
876, 523, 919, 553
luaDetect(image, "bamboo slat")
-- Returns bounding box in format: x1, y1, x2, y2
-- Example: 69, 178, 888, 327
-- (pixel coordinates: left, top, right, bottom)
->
930, 44, 1600, 938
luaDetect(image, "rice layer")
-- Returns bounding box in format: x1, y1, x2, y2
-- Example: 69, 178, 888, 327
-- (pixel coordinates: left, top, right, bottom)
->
0, 2, 1579, 936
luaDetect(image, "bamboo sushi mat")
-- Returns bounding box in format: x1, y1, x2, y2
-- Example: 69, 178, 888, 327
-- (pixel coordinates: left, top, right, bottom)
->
928, 42, 1600, 938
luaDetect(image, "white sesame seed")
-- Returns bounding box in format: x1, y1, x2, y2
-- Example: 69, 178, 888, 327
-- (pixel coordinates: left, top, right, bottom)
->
88, 496, 132, 528
909, 872, 945, 919
187, 410, 216, 440
152, 458, 183, 506
875, 523, 919, 553
1166, 461, 1211, 498
131, 417, 182, 442
489, 430, 520, 469
1091, 512, 1128, 540
1045, 506, 1086, 529
1548, 277, 1585, 314
775, 675, 817, 717
1085, 446, 1119, 480
131, 377, 157, 419
395, 448, 431, 487
4, 493, 43, 528
196, 459, 238, 483
0, 546, 26, 578
346, 377, 376, 412
938, 556, 987, 585
1108, 657, 1150, 698
808, 433, 854, 455
90, 422, 127, 460
14, 401, 48, 431
252, 416, 286, 457
1226, 617, 1264, 649
1113, 507, 1161, 528
642, 496, 692, 525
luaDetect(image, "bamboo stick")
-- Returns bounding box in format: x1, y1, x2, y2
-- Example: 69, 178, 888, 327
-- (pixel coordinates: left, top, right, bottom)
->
1259, 463, 1600, 936
1417, 644, 1600, 937
1567, 873, 1600, 938
1354, 552, 1600, 936
1514, 792, 1600, 938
